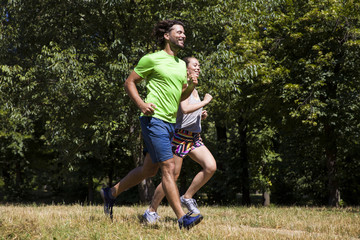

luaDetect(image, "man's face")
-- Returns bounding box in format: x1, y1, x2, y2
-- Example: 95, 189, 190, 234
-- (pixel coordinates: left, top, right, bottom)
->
166, 24, 186, 49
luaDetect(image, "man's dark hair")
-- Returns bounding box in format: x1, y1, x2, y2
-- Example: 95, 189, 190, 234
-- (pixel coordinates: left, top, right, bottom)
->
153, 20, 185, 48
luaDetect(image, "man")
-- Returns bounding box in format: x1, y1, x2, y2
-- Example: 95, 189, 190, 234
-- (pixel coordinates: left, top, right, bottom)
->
100, 20, 203, 230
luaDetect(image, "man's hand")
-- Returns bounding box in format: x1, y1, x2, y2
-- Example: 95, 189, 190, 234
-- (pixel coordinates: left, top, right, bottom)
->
140, 102, 156, 115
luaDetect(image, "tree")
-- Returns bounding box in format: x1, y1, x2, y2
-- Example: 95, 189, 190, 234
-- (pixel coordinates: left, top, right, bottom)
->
1, 0, 359, 206
263, 0, 360, 206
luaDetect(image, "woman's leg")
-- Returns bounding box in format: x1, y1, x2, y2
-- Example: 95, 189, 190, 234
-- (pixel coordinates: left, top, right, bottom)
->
183, 145, 216, 199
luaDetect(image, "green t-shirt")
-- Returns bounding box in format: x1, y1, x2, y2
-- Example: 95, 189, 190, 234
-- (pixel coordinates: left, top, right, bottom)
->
134, 50, 187, 123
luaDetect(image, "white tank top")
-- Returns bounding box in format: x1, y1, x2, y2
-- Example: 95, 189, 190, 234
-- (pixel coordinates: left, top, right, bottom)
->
175, 90, 202, 133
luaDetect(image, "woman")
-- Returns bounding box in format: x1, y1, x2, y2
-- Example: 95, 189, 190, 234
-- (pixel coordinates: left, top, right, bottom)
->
143, 57, 217, 223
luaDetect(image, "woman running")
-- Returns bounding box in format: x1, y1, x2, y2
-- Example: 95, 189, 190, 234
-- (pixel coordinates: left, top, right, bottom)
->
143, 56, 217, 223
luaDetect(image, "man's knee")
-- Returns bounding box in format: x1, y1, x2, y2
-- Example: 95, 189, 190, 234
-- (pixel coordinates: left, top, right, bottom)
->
142, 153, 159, 177
160, 159, 176, 177
142, 165, 158, 178
173, 172, 180, 181
147, 167, 158, 177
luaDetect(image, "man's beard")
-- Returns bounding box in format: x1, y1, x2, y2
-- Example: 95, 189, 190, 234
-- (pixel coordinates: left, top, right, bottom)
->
169, 37, 184, 50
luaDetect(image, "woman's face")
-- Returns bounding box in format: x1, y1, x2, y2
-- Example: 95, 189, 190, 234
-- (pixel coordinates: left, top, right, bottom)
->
187, 58, 201, 78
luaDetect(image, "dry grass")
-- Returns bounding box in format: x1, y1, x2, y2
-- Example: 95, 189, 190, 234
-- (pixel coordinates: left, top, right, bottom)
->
0, 204, 359, 239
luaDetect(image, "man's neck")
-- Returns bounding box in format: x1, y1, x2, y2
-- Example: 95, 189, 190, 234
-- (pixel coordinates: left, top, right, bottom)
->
163, 44, 178, 56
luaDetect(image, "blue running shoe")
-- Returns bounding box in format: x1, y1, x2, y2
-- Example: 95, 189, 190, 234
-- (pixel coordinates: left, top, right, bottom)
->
100, 187, 115, 219
178, 212, 203, 230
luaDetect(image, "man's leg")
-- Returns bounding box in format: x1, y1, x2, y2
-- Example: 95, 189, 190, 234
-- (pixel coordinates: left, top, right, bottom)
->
159, 157, 185, 219
101, 153, 158, 218
111, 153, 158, 197
158, 156, 204, 230
149, 155, 184, 213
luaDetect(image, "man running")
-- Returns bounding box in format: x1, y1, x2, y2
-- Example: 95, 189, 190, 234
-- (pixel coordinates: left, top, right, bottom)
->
100, 20, 203, 230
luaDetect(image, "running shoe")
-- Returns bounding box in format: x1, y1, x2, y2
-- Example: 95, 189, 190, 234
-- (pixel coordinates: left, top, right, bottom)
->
180, 195, 200, 214
142, 209, 161, 224
100, 187, 115, 219
178, 212, 203, 230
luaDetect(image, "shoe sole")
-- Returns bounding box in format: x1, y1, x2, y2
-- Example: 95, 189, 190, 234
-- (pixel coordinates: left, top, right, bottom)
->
184, 215, 203, 230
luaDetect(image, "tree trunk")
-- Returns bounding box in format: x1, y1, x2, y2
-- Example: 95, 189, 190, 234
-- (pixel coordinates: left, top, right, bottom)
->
239, 118, 251, 205
87, 175, 94, 204
15, 161, 22, 186
138, 178, 155, 203
179, 167, 187, 196
107, 159, 114, 187
325, 124, 340, 207
216, 124, 227, 142
215, 122, 227, 171
324, 72, 340, 207
263, 191, 270, 206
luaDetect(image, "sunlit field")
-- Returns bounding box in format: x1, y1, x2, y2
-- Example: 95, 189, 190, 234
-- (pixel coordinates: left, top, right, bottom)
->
1, 204, 359, 239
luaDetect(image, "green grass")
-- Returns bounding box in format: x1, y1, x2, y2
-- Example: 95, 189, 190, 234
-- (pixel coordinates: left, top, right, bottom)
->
1, 204, 359, 239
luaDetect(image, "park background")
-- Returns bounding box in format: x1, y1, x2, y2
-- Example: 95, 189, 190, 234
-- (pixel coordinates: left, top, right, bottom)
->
1, 0, 360, 208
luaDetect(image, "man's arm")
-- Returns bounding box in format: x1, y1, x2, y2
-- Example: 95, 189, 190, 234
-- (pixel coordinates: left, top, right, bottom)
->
124, 71, 156, 115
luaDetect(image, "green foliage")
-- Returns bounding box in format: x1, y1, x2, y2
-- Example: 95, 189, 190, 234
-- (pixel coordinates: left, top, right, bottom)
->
263, 0, 360, 205
1, 0, 359, 206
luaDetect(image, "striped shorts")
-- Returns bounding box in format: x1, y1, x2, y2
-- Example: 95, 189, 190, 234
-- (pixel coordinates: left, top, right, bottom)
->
172, 129, 204, 158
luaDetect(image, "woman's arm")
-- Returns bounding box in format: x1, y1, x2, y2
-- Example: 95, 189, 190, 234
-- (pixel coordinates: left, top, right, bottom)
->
180, 93, 213, 114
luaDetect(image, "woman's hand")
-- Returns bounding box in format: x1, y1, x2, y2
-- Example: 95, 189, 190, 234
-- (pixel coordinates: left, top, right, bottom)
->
201, 110, 208, 120
203, 93, 213, 104
187, 73, 198, 87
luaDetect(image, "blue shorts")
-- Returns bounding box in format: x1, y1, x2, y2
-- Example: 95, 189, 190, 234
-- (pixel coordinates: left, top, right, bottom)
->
140, 116, 175, 163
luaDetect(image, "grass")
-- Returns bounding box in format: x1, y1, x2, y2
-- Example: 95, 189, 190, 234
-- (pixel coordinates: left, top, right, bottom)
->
0, 204, 359, 239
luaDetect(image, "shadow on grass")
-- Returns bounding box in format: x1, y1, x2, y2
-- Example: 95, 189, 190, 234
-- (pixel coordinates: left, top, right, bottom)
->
136, 214, 177, 229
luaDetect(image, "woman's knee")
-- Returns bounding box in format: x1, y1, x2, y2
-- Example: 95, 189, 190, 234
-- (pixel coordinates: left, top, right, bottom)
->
205, 161, 217, 175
